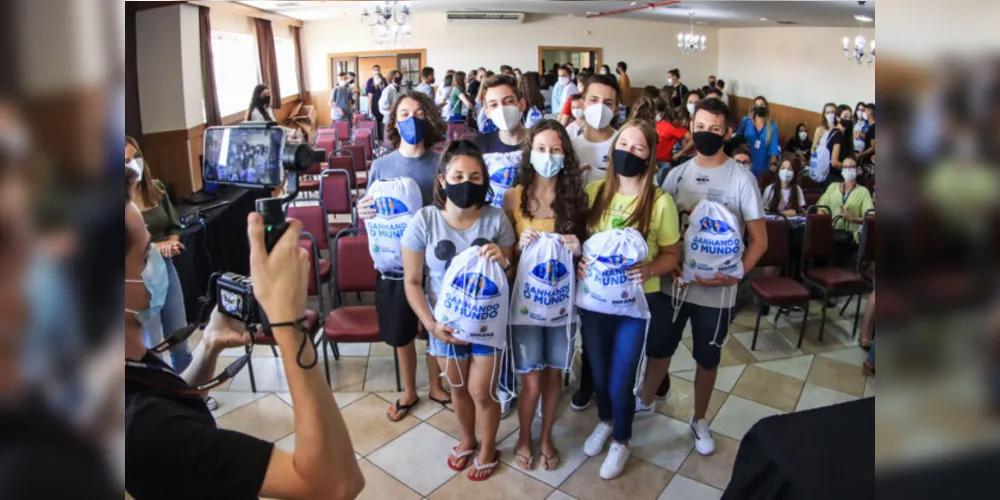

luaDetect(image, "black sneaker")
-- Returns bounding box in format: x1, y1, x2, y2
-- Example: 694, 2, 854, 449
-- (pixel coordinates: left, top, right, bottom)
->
655, 376, 671, 400
571, 389, 593, 411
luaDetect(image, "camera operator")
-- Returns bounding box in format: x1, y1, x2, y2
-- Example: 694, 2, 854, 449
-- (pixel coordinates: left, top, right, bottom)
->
125, 184, 365, 498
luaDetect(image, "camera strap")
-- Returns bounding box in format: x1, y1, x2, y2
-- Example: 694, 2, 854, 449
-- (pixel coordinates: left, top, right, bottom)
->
125, 354, 251, 395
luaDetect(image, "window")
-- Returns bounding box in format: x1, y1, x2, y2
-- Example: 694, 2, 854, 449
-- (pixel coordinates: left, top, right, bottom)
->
397, 54, 420, 84
275, 37, 299, 99
211, 32, 260, 117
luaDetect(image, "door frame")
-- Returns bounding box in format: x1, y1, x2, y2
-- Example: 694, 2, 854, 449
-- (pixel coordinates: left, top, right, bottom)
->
327, 49, 427, 89
537, 46, 603, 73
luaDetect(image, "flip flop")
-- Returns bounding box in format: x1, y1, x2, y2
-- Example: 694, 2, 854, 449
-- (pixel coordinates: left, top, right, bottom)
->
514, 450, 535, 471
386, 397, 420, 422
429, 395, 453, 411
448, 445, 477, 472
468, 451, 502, 482
541, 449, 560, 471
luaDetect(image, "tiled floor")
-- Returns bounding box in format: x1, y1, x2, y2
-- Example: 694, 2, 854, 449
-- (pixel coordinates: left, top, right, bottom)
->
198, 305, 873, 500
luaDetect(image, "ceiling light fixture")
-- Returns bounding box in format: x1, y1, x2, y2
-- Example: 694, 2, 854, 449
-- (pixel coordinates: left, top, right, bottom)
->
678, 12, 707, 55
854, 14, 874, 22
759, 17, 768, 21
361, 1, 412, 45
843, 15, 874, 66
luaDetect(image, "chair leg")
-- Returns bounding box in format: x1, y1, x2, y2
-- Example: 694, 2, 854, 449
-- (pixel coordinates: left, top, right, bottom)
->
840, 295, 854, 318
798, 303, 810, 348
323, 339, 331, 387
270, 345, 279, 357
852, 293, 863, 339
332, 342, 341, 360
247, 348, 257, 394
773, 307, 783, 326
393, 348, 402, 393
819, 294, 828, 343
752, 307, 764, 351
564, 371, 571, 387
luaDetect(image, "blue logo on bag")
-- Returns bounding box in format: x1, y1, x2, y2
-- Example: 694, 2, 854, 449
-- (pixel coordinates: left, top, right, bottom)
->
699, 217, 735, 234
529, 260, 569, 286
595, 255, 636, 267
374, 197, 410, 218
490, 167, 519, 187
451, 273, 502, 300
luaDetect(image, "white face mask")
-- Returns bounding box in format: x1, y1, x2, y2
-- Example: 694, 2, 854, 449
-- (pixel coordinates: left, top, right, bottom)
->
778, 169, 794, 184
530, 151, 565, 178
842, 168, 857, 182
667, 78, 675, 86
571, 108, 585, 120
825, 112, 836, 125
558, 77, 570, 86
600, 69, 609, 75
798, 131, 808, 141
127, 158, 144, 181
686, 103, 696, 115
584, 103, 614, 130
490, 105, 522, 132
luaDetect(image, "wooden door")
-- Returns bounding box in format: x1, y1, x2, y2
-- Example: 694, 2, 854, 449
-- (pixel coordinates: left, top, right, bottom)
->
397, 53, 421, 85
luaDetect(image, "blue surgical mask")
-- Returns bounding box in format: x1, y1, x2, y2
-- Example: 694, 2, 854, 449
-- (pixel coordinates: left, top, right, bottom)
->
125, 245, 169, 326
398, 116, 427, 145
530, 151, 565, 178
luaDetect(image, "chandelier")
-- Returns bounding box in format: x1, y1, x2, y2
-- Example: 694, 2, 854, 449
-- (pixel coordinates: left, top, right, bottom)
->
677, 12, 707, 54
361, 1, 412, 45
843, 15, 875, 65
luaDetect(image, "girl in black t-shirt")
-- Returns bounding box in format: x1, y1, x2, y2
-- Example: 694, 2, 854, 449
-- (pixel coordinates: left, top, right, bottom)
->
824, 104, 855, 185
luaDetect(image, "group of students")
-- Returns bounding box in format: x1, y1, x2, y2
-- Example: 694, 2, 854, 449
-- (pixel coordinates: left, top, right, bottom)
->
354, 71, 770, 482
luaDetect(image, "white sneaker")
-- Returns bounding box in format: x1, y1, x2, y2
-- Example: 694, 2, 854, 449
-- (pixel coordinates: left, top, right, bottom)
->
536, 401, 543, 420
500, 396, 517, 420
584, 422, 614, 457
600, 442, 630, 480
634, 397, 656, 419
690, 418, 716, 456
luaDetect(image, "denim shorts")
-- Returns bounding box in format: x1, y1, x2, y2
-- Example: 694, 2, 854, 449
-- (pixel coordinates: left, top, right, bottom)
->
510, 324, 576, 373
427, 335, 500, 360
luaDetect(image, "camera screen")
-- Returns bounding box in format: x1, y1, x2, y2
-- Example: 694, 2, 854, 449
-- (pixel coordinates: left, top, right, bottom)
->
219, 289, 244, 317
203, 127, 285, 188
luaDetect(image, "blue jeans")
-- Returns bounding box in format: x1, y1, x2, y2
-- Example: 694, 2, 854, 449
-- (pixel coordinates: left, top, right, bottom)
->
867, 341, 875, 365
142, 258, 193, 372
581, 310, 648, 443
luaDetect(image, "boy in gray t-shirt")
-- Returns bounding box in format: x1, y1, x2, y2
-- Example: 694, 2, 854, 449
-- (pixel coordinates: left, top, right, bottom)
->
369, 150, 441, 207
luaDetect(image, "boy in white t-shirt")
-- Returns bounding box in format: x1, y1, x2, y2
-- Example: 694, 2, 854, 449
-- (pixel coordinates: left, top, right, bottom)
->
571, 75, 621, 185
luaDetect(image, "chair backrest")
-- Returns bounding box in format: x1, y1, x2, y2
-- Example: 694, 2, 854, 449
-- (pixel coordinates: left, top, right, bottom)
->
758, 171, 776, 193
758, 217, 790, 269
447, 123, 468, 141
333, 121, 350, 143
298, 232, 322, 297
800, 175, 823, 193
286, 203, 331, 251
858, 210, 875, 264
328, 153, 356, 188
353, 129, 373, 161
803, 208, 834, 263
321, 170, 353, 216
341, 143, 367, 177
334, 228, 377, 294
458, 131, 478, 143
353, 114, 367, 127
804, 191, 822, 207
315, 131, 337, 155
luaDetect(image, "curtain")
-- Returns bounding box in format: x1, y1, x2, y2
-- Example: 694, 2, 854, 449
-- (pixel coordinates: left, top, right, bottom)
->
199, 6, 222, 126
253, 18, 281, 108
292, 25, 306, 98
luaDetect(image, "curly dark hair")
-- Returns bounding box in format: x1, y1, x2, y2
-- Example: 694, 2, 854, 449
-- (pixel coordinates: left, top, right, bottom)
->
432, 140, 493, 210
384, 91, 447, 151
516, 120, 590, 243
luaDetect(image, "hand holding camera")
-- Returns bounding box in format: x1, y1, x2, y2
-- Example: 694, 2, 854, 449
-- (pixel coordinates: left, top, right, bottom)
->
247, 212, 310, 325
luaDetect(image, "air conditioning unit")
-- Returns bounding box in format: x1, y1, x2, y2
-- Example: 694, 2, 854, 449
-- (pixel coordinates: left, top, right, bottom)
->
445, 12, 525, 24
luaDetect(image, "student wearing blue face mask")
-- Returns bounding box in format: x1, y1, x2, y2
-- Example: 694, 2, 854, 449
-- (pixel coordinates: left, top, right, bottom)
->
357, 92, 453, 421
502, 120, 589, 473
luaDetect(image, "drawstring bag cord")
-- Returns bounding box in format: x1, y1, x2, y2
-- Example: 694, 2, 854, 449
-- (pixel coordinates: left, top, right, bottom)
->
708, 285, 735, 348
632, 274, 652, 398
438, 256, 476, 389
563, 246, 577, 374
671, 278, 689, 324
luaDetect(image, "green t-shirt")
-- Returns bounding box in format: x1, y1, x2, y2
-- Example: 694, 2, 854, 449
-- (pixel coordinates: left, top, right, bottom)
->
586, 180, 681, 294
817, 182, 874, 241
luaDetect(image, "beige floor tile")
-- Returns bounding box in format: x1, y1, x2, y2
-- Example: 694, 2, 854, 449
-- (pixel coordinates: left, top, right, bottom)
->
429, 463, 554, 500
656, 376, 728, 424
555, 402, 600, 438
377, 392, 447, 421
630, 414, 695, 472
818, 347, 869, 368
341, 394, 420, 456
227, 357, 288, 393
335, 342, 372, 357
497, 421, 590, 487
275, 391, 366, 409
547, 491, 577, 500
667, 343, 697, 373
367, 423, 460, 496
357, 459, 422, 500
324, 357, 370, 393
673, 365, 745, 394
371, 341, 429, 357
796, 383, 857, 412
366, 355, 430, 393
680, 338, 752, 369
659, 475, 723, 500
731, 366, 805, 413
754, 355, 814, 381
273, 433, 361, 461
677, 434, 741, 490
732, 331, 804, 362
220, 344, 283, 358
781, 322, 851, 355
731, 311, 762, 332
427, 403, 521, 445
208, 391, 267, 419
710, 396, 784, 441
216, 394, 296, 442
561, 454, 674, 500
806, 356, 866, 397
865, 378, 875, 398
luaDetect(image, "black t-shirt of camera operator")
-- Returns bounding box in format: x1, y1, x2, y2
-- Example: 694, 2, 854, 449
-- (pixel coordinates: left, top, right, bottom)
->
125, 354, 273, 500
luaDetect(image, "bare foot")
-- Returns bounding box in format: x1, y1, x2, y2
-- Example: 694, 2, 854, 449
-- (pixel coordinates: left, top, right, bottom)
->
469, 449, 501, 481
514, 437, 534, 471
448, 440, 478, 471
540, 439, 560, 471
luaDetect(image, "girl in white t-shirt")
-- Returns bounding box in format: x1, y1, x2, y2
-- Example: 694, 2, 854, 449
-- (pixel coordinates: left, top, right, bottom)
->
762, 156, 807, 216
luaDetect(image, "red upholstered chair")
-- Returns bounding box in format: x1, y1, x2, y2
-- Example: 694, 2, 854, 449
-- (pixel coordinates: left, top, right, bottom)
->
298, 160, 323, 194
353, 129, 374, 164
447, 122, 469, 141
331, 121, 350, 147
315, 129, 338, 156
758, 171, 777, 193
353, 114, 368, 127
331, 149, 366, 191
320, 169, 355, 238
322, 228, 391, 387
799, 175, 823, 194
458, 131, 478, 143
355, 120, 377, 151
801, 207, 873, 340
341, 143, 369, 180
749, 216, 812, 349
286, 204, 335, 294
838, 210, 876, 325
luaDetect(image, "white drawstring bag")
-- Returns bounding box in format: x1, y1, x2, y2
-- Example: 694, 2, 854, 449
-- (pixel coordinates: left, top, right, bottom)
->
510, 233, 575, 327
365, 178, 422, 274
434, 247, 509, 350
808, 129, 833, 182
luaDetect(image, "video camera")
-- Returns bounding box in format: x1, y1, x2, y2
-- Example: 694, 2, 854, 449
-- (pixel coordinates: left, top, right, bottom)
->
202, 123, 325, 326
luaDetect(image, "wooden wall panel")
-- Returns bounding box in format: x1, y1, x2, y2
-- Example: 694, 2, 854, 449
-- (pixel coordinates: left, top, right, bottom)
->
142, 128, 195, 199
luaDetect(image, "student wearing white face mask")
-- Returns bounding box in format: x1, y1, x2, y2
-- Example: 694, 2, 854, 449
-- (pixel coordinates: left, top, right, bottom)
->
812, 102, 838, 154
784, 123, 813, 160
816, 156, 874, 265
572, 74, 622, 184
763, 156, 807, 216
551, 66, 579, 122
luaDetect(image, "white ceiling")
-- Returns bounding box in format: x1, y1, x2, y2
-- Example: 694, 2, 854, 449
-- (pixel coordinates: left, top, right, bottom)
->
239, 1, 877, 27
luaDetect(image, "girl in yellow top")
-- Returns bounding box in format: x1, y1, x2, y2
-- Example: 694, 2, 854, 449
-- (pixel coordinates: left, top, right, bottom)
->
577, 120, 682, 480
502, 120, 589, 473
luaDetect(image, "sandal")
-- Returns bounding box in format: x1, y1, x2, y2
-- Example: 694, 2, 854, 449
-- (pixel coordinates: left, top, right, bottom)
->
468, 451, 501, 482
429, 395, 453, 411
386, 397, 420, 422
540, 449, 560, 471
448, 445, 477, 472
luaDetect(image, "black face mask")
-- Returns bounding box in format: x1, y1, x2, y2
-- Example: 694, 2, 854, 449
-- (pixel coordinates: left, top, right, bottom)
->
755, 106, 769, 118
693, 131, 726, 156
445, 181, 488, 209
611, 150, 647, 178
840, 118, 853, 128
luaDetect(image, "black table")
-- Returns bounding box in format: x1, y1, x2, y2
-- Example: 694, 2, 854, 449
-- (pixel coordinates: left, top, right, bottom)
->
723, 398, 874, 500
174, 187, 269, 322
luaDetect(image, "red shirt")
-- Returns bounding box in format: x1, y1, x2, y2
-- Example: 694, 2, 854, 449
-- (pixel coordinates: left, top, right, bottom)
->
656, 121, 688, 162
561, 96, 575, 117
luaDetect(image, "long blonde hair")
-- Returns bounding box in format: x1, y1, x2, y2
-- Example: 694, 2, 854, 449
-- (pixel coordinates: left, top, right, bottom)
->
587, 120, 662, 238
125, 136, 165, 208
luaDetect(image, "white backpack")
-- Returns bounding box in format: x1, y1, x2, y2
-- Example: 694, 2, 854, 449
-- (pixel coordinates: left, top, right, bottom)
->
576, 228, 650, 321
365, 178, 423, 274
808, 130, 833, 183
433, 247, 510, 350
510, 233, 575, 327
679, 200, 745, 285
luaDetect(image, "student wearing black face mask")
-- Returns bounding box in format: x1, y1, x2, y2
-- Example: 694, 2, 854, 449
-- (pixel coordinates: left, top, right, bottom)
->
245, 84, 275, 122
824, 104, 856, 185
401, 141, 516, 482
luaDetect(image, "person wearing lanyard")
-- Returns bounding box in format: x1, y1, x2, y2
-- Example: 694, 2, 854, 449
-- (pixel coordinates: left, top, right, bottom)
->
736, 96, 780, 179
816, 156, 874, 266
